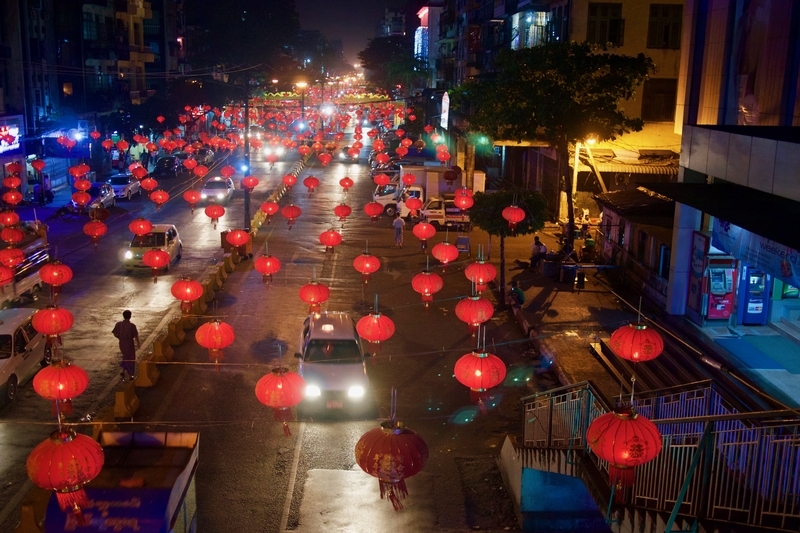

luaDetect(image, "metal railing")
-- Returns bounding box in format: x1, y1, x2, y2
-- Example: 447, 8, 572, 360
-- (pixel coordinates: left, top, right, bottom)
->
520, 381, 800, 531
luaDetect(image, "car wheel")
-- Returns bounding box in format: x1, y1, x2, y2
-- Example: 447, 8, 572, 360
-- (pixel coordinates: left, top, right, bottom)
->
111, 197, 116, 207
126, 191, 132, 201
176, 245, 182, 260
6, 375, 17, 401
383, 205, 396, 217
41, 344, 52, 367
431, 221, 441, 229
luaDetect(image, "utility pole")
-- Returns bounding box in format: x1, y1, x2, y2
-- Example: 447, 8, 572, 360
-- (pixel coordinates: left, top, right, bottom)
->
243, 85, 251, 232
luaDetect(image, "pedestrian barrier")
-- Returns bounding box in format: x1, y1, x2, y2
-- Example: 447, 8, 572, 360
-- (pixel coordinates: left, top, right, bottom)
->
166, 316, 186, 346
231, 252, 242, 265
113, 381, 140, 418
134, 353, 160, 388
177, 313, 197, 329
191, 296, 208, 316
152, 333, 174, 362
201, 276, 216, 303
216, 262, 228, 282
15, 486, 50, 533
222, 253, 235, 273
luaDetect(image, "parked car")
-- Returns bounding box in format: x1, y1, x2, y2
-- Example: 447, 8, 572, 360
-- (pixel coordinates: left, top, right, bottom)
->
106, 173, 142, 200
72, 183, 115, 210
151, 156, 181, 179
339, 146, 359, 162
295, 312, 372, 415
195, 148, 214, 165
200, 176, 235, 204
124, 224, 182, 271
0, 308, 50, 401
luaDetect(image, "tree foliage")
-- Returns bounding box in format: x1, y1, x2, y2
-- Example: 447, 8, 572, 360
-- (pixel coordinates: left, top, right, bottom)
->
451, 41, 655, 145
469, 189, 548, 239
358, 36, 425, 93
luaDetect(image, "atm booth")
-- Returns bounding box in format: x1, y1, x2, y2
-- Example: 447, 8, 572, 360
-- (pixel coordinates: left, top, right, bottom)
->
737, 266, 771, 325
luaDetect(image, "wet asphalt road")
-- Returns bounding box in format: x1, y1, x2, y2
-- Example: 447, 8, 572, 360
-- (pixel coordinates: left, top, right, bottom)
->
0, 145, 530, 532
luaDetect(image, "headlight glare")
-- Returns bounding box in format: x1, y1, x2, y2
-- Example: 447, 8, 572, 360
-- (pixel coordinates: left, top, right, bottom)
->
306, 385, 321, 397
124, 250, 133, 259
347, 386, 365, 398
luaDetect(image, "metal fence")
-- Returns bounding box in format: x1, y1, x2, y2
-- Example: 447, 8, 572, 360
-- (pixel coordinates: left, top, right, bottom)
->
521, 381, 800, 531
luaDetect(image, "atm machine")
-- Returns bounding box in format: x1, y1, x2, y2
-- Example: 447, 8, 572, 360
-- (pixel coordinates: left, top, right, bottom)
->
737, 265, 771, 325
706, 258, 737, 320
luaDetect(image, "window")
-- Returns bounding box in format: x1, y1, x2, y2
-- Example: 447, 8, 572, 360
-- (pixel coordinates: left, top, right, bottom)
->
82, 12, 97, 41
641, 78, 678, 121
617, 220, 625, 246
647, 4, 682, 49
658, 244, 670, 279
637, 230, 647, 262
587, 3, 624, 46
62, 83, 73, 96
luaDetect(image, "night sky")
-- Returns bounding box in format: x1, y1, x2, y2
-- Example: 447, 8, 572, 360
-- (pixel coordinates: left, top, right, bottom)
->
295, 0, 389, 66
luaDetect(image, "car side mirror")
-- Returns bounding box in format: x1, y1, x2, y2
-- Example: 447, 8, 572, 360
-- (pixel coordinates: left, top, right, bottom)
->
294, 352, 302, 359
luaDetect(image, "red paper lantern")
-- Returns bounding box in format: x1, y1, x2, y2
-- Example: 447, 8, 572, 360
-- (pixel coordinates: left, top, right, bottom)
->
70, 192, 90, 208
356, 310, 395, 352
454, 350, 506, 391
220, 165, 236, 178
195, 319, 235, 367
82, 220, 107, 249
101, 139, 113, 151
436, 151, 451, 164
609, 323, 664, 362
401, 173, 416, 186
131, 166, 148, 180
241, 176, 259, 191
0, 227, 23, 245
353, 253, 381, 282
586, 409, 663, 489
39, 261, 73, 299
375, 153, 390, 165
333, 203, 352, 222
3, 176, 21, 189
455, 296, 494, 334
355, 421, 428, 510
318, 152, 332, 166
303, 176, 320, 193
142, 249, 170, 282
405, 197, 422, 214
373, 173, 392, 186
282, 174, 297, 188
411, 270, 443, 306
156, 115, 165, 123
149, 189, 169, 209
412, 222, 436, 249
424, 125, 434, 134
32, 306, 74, 349
395, 146, 408, 157
339, 177, 354, 192
183, 158, 198, 170
254, 254, 281, 285
3, 191, 23, 205
280, 204, 302, 227
319, 229, 342, 252
116, 140, 129, 151
183, 190, 201, 212
31, 159, 46, 172
205, 204, 225, 228
255, 367, 306, 435
363, 202, 384, 221
26, 429, 104, 523
0, 247, 24, 268
431, 241, 459, 266
128, 218, 152, 239
0, 265, 12, 286
502, 205, 525, 235
226, 229, 250, 247
0, 210, 19, 226
171, 277, 204, 313
299, 280, 331, 313
33, 360, 89, 415
454, 188, 474, 210
259, 201, 279, 223
464, 259, 497, 293
193, 165, 210, 178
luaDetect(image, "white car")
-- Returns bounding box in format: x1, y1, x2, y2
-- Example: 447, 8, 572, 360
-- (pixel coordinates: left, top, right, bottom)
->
200, 177, 235, 204
0, 308, 50, 401
295, 312, 372, 415
106, 173, 142, 200
263, 145, 286, 159
124, 224, 182, 271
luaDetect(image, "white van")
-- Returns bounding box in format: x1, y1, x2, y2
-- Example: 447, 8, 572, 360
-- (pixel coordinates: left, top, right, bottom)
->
0, 308, 50, 401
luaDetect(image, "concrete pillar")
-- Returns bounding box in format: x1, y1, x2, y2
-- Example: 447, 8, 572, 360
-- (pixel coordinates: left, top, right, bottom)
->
666, 203, 702, 315
465, 142, 475, 189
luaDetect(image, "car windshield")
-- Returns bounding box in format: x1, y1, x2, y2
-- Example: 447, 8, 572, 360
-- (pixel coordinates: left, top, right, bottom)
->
87, 185, 104, 197
107, 177, 129, 185
131, 233, 166, 247
0, 334, 11, 359
156, 158, 174, 168
204, 181, 228, 190
305, 339, 361, 363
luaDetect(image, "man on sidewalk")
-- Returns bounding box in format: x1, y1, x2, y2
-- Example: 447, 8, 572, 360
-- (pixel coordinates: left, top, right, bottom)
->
113, 310, 140, 380
529, 236, 547, 272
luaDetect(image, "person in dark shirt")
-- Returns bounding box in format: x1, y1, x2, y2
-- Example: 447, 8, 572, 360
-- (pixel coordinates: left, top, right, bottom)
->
112, 310, 140, 380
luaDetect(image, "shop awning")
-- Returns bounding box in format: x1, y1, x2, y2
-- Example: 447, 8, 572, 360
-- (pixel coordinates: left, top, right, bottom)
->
638, 182, 800, 251
573, 162, 678, 175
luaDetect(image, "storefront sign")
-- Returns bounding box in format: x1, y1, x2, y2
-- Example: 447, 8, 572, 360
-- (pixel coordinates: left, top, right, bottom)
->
687, 231, 708, 315
0, 117, 22, 156
712, 219, 800, 287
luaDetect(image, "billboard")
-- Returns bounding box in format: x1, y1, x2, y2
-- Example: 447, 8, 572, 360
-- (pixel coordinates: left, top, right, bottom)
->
0, 116, 22, 156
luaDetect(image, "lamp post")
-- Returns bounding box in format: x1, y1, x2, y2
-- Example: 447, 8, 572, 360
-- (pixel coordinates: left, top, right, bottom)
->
296, 81, 308, 128
243, 83, 254, 232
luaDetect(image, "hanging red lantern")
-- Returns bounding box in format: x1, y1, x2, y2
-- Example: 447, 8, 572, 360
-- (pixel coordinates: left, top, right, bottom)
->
259, 201, 279, 223
333, 203, 351, 222
205, 204, 225, 228
502, 205, 525, 235
0, 265, 11, 287
431, 241, 459, 266
454, 350, 506, 392
609, 323, 664, 362
375, 153, 390, 165
436, 151, 451, 164
372, 140, 385, 151
226, 229, 250, 256
156, 115, 165, 123
183, 189, 201, 212
404, 197, 422, 216
355, 421, 428, 510
0, 247, 24, 268
255, 367, 306, 436
0, 210, 19, 227
220, 165, 236, 178
587, 409, 663, 490
303, 176, 320, 193
298, 280, 331, 313
412, 222, 436, 250
353, 253, 381, 283
280, 204, 302, 228
140, 177, 158, 194
101, 139, 113, 151
128, 218, 153, 239
254, 254, 281, 285
356, 309, 394, 353
318, 152, 332, 166
424, 125, 434, 134
455, 296, 494, 334
241, 176, 259, 191
40, 261, 74, 296
26, 428, 104, 524
401, 173, 416, 186
142, 249, 170, 282
373, 173, 391, 186
363, 202, 384, 222
3, 191, 23, 205
411, 270, 443, 307
171, 277, 204, 313
131, 166, 148, 180
70, 192, 91, 209
339, 176, 354, 192
395, 146, 408, 157
149, 189, 169, 209
0, 227, 23, 246
193, 165, 210, 178
82, 220, 107, 249
183, 158, 198, 171
195, 319, 235, 369
319, 229, 342, 253
33, 360, 89, 416
464, 259, 497, 293
282, 174, 297, 188
454, 187, 474, 210
3, 176, 21, 189
32, 306, 74, 348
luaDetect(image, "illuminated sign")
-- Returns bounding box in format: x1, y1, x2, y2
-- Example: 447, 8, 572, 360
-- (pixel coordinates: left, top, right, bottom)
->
440, 92, 449, 130
0, 117, 22, 155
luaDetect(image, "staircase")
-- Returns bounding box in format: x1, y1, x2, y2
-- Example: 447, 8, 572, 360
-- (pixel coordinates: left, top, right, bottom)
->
499, 381, 800, 532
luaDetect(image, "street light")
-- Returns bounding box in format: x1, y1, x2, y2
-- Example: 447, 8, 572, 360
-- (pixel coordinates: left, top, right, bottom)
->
296, 81, 308, 127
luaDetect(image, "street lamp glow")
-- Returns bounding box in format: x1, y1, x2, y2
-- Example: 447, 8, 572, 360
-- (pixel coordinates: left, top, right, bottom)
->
272, 79, 278, 84
296, 81, 308, 89
74, 132, 84, 141
240, 164, 248, 172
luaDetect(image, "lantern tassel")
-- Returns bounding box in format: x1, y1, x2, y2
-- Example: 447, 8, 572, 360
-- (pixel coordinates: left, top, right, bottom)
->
52, 399, 73, 417
379, 480, 408, 511
56, 489, 90, 523
609, 465, 635, 489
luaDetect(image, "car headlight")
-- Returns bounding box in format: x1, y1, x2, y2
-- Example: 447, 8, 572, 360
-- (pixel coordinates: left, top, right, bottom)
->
306, 385, 321, 397
277, 148, 285, 156
201, 193, 208, 199
339, 152, 346, 159
347, 386, 365, 398
216, 193, 224, 199
124, 250, 133, 259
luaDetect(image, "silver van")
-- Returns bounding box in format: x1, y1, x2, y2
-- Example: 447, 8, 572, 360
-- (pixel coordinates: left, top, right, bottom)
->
0, 308, 50, 401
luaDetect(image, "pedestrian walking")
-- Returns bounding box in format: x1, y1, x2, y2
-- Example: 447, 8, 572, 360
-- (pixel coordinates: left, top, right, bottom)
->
392, 213, 405, 247
112, 310, 140, 380
529, 236, 547, 272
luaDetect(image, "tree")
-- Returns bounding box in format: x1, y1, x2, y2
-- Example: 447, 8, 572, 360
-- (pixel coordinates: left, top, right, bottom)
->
469, 189, 548, 309
358, 36, 425, 94
451, 42, 655, 250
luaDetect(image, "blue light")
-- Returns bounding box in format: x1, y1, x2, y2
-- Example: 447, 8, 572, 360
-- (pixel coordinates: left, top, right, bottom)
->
240, 165, 248, 171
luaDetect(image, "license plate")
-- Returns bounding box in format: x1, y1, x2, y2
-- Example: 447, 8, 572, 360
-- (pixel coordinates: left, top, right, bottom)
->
326, 400, 344, 409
